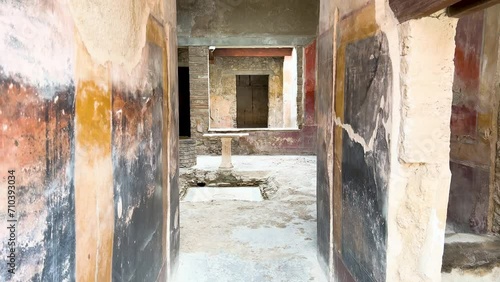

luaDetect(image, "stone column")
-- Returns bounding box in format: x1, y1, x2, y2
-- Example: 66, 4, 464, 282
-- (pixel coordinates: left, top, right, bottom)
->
386, 13, 458, 282
220, 137, 233, 170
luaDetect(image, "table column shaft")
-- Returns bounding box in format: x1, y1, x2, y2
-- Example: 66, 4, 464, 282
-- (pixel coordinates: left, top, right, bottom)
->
220, 137, 233, 169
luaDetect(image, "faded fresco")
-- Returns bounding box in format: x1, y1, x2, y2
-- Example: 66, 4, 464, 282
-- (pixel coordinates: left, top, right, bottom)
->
316, 27, 334, 269
0, 0, 178, 280
448, 11, 491, 234
111, 43, 164, 281
341, 33, 391, 282
167, 23, 181, 278
0, 1, 76, 280
0, 74, 76, 282
316, 2, 391, 281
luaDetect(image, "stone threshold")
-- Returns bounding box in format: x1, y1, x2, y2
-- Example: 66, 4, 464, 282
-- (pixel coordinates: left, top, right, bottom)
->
442, 233, 500, 281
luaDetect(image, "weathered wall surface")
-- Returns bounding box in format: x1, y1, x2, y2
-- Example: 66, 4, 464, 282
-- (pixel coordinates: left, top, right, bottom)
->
188, 47, 211, 154
179, 139, 197, 168
0, 2, 76, 280
389, 14, 456, 282
209, 56, 284, 128
317, 2, 393, 281
316, 14, 335, 276
481, 5, 500, 235
177, 0, 319, 46
0, 0, 179, 280
304, 42, 316, 127
492, 3, 500, 234
296, 47, 305, 127
111, 42, 165, 281
341, 31, 391, 282
165, 1, 181, 273
318, 0, 458, 281
318, 3, 393, 281
447, 9, 498, 234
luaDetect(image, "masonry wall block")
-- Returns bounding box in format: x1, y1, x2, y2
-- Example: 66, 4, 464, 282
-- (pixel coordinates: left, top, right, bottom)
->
317, 1, 459, 281
179, 139, 197, 168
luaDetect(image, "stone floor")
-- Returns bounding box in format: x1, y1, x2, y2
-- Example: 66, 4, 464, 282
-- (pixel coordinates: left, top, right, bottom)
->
442, 232, 500, 281
176, 156, 327, 282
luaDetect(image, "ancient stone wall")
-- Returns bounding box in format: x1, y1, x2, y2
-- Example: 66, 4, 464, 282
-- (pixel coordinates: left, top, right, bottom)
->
188, 47, 211, 155
188, 44, 316, 156
209, 56, 284, 128
180, 139, 197, 168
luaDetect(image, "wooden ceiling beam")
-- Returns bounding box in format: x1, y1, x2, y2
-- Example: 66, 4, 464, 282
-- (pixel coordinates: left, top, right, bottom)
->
447, 0, 500, 17
213, 48, 293, 58
389, 0, 461, 22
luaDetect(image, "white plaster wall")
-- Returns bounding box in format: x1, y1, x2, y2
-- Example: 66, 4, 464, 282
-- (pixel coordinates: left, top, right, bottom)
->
384, 7, 458, 282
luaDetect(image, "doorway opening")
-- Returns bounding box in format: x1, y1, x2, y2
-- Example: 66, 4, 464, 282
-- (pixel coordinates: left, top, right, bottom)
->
178, 66, 191, 138
236, 75, 269, 128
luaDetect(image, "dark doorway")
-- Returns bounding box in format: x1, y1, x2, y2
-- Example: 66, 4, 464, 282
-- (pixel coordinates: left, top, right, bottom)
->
236, 75, 269, 128
178, 67, 191, 137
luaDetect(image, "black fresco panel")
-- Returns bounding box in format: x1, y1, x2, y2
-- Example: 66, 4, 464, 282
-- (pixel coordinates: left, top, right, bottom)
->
341, 32, 391, 282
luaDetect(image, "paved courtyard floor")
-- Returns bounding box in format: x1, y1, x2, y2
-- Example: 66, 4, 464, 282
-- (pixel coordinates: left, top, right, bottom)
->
176, 156, 327, 282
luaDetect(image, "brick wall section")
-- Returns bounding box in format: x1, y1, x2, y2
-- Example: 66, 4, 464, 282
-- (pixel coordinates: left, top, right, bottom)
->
179, 139, 197, 168
188, 46, 210, 155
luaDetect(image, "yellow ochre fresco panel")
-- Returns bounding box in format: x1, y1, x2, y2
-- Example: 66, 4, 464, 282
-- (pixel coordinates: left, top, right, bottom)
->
74, 33, 114, 281
332, 2, 379, 253
76, 81, 111, 151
